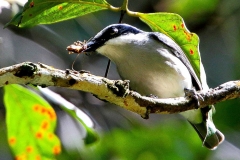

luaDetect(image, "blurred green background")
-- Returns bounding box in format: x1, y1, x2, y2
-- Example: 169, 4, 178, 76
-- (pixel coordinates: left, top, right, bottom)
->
1, 0, 240, 159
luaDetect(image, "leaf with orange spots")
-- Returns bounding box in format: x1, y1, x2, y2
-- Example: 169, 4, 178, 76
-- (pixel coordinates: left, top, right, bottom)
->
4, 84, 61, 159
137, 13, 201, 80
5, 0, 114, 27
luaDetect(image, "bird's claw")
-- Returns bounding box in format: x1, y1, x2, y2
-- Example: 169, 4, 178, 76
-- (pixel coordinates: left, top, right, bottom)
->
184, 88, 204, 107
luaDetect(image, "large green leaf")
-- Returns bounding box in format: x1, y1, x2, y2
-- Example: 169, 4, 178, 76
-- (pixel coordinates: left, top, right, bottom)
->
6, 0, 113, 27
138, 13, 201, 79
4, 84, 61, 159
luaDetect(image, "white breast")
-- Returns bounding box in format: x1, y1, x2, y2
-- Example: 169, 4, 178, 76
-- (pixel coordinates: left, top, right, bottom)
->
97, 33, 192, 98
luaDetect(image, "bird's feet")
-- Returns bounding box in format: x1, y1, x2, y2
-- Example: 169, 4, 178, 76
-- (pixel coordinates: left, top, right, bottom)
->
184, 88, 204, 107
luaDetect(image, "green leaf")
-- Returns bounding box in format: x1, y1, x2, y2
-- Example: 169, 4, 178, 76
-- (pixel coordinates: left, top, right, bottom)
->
83, 121, 209, 160
138, 13, 201, 79
6, 0, 114, 28
4, 84, 61, 159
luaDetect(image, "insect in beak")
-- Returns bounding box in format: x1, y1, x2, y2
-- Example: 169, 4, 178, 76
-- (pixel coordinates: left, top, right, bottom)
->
66, 40, 88, 54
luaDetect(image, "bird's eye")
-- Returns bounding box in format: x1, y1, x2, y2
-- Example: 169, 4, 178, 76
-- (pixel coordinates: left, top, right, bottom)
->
110, 27, 118, 35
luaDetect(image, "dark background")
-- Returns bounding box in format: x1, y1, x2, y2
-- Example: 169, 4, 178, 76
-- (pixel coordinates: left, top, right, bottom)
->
1, 0, 240, 159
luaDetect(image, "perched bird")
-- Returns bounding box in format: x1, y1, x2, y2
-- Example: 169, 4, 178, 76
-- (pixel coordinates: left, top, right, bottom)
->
82, 23, 224, 149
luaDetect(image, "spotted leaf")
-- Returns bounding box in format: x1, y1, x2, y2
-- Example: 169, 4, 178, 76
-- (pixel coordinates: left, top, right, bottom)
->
4, 84, 61, 159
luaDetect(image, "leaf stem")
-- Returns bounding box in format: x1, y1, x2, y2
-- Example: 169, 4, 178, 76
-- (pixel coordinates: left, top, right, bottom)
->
122, 0, 139, 17
107, 4, 121, 12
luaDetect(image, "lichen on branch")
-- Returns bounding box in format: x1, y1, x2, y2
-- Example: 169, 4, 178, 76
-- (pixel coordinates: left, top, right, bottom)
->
0, 62, 239, 118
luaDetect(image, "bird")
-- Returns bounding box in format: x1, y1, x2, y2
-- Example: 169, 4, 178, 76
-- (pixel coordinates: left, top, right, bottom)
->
82, 23, 224, 149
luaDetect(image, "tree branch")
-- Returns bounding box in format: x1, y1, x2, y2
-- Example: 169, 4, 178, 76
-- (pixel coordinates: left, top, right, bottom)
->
0, 62, 239, 118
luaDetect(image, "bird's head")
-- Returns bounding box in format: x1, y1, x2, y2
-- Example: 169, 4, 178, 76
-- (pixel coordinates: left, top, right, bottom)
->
83, 23, 143, 52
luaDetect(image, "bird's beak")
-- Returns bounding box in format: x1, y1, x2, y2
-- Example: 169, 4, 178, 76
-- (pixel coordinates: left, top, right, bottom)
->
83, 39, 98, 52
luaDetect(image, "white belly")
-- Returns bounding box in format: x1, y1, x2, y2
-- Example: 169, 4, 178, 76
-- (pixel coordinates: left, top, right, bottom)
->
117, 49, 202, 123
116, 49, 192, 98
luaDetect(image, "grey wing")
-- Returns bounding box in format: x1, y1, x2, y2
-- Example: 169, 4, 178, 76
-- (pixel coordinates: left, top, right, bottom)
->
149, 33, 202, 90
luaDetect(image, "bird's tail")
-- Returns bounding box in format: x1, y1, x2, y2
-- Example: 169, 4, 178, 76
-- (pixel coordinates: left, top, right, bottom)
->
189, 120, 224, 149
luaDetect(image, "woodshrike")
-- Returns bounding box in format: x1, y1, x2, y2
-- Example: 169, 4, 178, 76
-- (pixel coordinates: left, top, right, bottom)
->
83, 23, 224, 149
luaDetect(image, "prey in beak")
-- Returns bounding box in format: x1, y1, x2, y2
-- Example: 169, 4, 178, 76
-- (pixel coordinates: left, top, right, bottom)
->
66, 40, 88, 54
66, 38, 101, 71
66, 38, 98, 54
